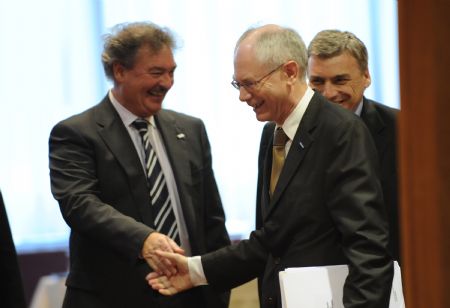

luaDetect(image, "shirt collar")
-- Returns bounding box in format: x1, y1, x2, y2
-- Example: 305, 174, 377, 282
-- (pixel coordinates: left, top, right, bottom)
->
109, 90, 156, 127
354, 99, 364, 117
277, 86, 314, 141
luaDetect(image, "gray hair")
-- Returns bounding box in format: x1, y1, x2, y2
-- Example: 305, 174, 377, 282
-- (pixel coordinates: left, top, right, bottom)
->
308, 29, 368, 72
101, 21, 177, 81
236, 25, 308, 80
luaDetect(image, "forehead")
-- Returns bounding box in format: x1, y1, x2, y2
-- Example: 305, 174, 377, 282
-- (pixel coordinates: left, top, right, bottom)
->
308, 52, 361, 76
233, 43, 264, 79
134, 45, 176, 67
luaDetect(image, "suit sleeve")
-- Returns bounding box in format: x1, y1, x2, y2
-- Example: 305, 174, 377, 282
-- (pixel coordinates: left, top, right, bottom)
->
201, 228, 268, 291
198, 122, 231, 252
255, 124, 272, 230
194, 121, 232, 307
189, 121, 268, 290
49, 120, 152, 262
325, 118, 393, 308
0, 191, 27, 308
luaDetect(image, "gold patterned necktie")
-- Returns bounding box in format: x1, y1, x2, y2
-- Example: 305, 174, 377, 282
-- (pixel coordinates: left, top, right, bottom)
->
270, 127, 289, 195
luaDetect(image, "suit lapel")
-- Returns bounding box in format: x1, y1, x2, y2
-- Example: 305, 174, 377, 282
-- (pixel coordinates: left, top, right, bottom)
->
260, 123, 274, 220
154, 111, 196, 234
263, 94, 322, 220
94, 96, 153, 225
361, 98, 388, 159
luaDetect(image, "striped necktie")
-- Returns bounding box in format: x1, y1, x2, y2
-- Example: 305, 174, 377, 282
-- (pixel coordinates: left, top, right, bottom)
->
132, 119, 180, 244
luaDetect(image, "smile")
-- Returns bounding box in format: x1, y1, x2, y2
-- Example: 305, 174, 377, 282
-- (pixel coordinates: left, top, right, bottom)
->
253, 101, 264, 111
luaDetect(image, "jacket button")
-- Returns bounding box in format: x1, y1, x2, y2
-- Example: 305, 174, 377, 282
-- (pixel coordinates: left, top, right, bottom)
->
274, 258, 280, 264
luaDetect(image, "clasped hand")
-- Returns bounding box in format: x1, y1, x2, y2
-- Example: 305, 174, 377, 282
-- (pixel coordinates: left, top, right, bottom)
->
141, 232, 184, 277
146, 250, 194, 295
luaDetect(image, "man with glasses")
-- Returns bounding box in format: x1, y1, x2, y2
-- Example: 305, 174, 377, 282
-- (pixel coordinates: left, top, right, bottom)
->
147, 24, 393, 308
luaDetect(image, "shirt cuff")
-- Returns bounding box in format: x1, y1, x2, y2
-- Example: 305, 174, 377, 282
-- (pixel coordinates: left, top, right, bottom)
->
188, 256, 208, 286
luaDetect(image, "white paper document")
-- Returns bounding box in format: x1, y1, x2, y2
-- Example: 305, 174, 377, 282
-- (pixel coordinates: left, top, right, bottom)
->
279, 261, 405, 308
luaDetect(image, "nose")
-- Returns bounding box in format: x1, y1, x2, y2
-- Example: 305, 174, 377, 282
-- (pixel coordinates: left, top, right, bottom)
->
321, 83, 339, 101
160, 72, 174, 88
238, 86, 252, 102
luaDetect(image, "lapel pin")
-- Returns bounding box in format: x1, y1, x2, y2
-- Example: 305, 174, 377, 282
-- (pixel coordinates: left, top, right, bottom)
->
299, 141, 304, 149
177, 133, 186, 140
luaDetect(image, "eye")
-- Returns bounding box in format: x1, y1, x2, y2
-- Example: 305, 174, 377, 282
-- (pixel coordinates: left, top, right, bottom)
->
147, 68, 176, 79
148, 69, 165, 77
309, 78, 324, 86
333, 76, 350, 85
149, 72, 163, 77
241, 80, 257, 88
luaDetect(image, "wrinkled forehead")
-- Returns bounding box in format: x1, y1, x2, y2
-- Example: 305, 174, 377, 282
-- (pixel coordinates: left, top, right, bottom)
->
233, 43, 265, 79
308, 53, 362, 76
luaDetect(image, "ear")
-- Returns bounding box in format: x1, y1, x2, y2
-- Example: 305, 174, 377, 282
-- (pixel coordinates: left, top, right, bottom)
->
283, 60, 299, 85
112, 62, 126, 82
363, 69, 372, 89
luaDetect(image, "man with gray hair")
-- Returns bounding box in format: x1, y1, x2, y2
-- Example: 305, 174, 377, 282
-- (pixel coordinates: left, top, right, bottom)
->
307, 29, 400, 263
49, 21, 230, 308
147, 24, 393, 308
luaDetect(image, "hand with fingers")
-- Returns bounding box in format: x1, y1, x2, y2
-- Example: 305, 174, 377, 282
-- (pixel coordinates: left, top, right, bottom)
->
146, 250, 194, 295
142, 232, 185, 277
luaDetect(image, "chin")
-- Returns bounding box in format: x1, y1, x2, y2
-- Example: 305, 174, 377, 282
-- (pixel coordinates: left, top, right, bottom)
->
144, 102, 163, 113
341, 103, 355, 111
255, 113, 270, 123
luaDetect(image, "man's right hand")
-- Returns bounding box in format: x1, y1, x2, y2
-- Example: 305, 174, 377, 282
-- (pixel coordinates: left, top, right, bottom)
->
141, 232, 184, 276
146, 250, 194, 295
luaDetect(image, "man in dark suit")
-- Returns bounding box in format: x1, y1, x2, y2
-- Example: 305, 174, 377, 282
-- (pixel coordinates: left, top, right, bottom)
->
49, 22, 230, 308
0, 190, 27, 308
147, 24, 393, 308
307, 29, 400, 262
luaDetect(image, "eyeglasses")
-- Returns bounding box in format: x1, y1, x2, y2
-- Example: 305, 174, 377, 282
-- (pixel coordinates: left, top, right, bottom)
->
231, 63, 284, 90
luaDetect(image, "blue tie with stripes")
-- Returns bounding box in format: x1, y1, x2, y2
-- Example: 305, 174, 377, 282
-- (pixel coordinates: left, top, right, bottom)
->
133, 119, 180, 244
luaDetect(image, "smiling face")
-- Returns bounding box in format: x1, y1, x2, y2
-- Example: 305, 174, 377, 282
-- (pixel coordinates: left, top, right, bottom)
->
112, 45, 176, 117
307, 52, 371, 112
233, 44, 293, 124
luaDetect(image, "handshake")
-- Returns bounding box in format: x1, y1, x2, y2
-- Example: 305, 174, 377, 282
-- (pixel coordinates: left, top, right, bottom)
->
142, 232, 196, 295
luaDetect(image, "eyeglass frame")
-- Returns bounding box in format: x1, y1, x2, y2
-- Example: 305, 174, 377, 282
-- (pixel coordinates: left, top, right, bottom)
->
231, 63, 285, 90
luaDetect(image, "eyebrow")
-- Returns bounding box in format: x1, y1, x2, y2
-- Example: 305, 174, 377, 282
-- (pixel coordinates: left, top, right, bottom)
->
309, 73, 351, 80
232, 75, 254, 82
149, 65, 177, 71
332, 74, 351, 79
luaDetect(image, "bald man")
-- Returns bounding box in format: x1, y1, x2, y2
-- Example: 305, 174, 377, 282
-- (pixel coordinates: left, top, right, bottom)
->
147, 24, 393, 308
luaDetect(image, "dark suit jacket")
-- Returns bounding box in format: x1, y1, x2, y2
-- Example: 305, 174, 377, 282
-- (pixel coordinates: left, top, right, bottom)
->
361, 97, 400, 262
0, 191, 27, 308
256, 98, 401, 260
202, 93, 393, 308
49, 95, 230, 308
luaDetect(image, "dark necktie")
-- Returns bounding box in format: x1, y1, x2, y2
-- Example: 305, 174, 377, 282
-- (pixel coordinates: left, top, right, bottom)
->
132, 119, 180, 244
270, 127, 289, 195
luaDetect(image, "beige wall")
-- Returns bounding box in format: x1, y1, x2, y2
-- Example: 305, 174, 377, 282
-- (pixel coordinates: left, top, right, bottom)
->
229, 279, 259, 308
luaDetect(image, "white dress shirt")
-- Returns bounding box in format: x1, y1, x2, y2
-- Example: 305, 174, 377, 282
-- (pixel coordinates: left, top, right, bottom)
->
187, 86, 316, 286
109, 90, 192, 256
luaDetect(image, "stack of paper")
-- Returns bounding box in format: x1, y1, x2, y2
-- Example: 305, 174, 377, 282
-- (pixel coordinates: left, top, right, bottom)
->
279, 261, 405, 308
